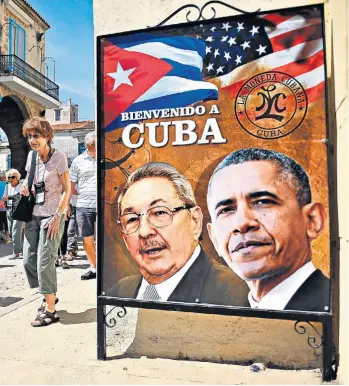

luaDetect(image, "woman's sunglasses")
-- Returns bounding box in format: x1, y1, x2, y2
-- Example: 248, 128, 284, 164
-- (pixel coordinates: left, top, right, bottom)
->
7, 176, 16, 180
27, 133, 41, 140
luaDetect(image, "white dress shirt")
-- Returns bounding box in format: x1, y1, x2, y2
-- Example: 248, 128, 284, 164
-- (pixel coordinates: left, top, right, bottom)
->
136, 245, 201, 301
248, 261, 317, 310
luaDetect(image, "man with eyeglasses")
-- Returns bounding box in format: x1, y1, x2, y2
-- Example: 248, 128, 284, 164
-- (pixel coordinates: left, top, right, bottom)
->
69, 132, 97, 279
107, 162, 248, 305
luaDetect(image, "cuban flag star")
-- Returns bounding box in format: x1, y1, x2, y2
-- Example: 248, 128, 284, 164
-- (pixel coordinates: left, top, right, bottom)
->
102, 33, 219, 132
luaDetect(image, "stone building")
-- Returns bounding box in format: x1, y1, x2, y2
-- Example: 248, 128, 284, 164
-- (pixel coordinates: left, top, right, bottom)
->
46, 98, 93, 166
0, 0, 60, 176
45, 97, 79, 126
51, 120, 95, 166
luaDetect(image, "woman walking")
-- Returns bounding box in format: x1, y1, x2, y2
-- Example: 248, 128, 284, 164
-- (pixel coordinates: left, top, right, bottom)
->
2, 169, 24, 258
21, 117, 71, 327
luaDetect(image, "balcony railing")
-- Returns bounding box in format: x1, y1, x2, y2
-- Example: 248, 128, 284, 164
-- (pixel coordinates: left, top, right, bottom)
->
0, 54, 59, 100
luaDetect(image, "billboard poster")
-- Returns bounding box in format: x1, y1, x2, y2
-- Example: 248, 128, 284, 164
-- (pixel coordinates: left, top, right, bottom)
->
97, 5, 331, 315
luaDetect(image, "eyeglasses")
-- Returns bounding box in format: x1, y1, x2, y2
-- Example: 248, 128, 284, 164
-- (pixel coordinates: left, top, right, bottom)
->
87, 143, 96, 148
7, 176, 16, 180
118, 204, 194, 235
27, 133, 41, 140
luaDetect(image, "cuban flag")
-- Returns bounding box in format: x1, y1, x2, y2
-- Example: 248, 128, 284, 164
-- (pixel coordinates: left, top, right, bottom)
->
102, 33, 219, 132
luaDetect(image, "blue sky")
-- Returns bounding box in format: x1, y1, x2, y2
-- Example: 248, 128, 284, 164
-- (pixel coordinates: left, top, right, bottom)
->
27, 0, 94, 120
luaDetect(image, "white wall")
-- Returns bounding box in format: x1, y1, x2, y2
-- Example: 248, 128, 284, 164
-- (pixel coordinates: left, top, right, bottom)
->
52, 135, 79, 161
0, 152, 10, 171
46, 101, 79, 125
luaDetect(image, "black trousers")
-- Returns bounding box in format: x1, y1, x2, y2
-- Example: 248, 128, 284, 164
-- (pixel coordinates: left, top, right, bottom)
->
58, 205, 78, 256
0, 211, 8, 232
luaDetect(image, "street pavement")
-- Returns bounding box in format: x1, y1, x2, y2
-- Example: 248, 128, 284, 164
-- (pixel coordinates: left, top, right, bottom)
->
0, 241, 333, 385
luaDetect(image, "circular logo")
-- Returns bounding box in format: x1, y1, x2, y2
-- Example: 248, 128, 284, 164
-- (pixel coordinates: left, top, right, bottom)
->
235, 71, 308, 139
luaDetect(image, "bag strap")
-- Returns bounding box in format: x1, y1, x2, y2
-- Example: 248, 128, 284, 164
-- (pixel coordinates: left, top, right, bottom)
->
27, 151, 37, 191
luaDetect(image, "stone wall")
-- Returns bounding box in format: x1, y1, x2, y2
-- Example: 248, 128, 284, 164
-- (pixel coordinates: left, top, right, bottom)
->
0, 83, 44, 175
0, 83, 44, 116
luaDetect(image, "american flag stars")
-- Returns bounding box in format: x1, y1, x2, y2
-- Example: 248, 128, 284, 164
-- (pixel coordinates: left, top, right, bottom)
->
222, 22, 232, 31
206, 63, 214, 72
237, 22, 244, 32
216, 65, 225, 75
192, 18, 272, 78
228, 37, 237, 46
223, 51, 231, 61
249, 25, 260, 36
241, 41, 251, 50
256, 44, 267, 55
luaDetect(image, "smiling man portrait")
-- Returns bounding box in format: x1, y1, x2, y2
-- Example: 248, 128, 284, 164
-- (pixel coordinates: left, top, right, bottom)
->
207, 148, 330, 312
107, 162, 248, 306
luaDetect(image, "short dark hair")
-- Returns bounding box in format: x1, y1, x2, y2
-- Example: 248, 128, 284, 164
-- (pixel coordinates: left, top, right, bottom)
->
208, 148, 311, 206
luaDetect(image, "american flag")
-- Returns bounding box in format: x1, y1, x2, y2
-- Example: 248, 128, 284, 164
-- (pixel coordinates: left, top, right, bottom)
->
102, 7, 325, 132
192, 19, 273, 78
186, 7, 324, 105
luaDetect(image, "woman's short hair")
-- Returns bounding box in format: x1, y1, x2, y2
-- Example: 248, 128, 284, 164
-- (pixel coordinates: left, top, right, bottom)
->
22, 117, 54, 145
5, 168, 21, 180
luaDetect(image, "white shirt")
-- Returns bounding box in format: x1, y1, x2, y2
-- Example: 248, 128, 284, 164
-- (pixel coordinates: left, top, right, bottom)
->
136, 245, 201, 301
70, 194, 77, 207
70, 151, 96, 209
248, 262, 317, 310
5, 181, 22, 196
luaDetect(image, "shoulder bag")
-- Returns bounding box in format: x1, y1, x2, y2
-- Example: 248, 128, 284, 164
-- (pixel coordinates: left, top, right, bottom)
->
12, 151, 37, 222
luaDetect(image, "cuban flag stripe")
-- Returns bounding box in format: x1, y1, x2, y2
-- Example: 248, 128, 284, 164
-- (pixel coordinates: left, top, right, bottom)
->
102, 34, 218, 132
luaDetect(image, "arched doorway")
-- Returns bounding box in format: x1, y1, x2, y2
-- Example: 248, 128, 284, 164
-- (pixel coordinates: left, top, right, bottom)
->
0, 95, 30, 177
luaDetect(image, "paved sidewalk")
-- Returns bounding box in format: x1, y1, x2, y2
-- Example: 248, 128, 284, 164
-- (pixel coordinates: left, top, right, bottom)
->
0, 245, 333, 385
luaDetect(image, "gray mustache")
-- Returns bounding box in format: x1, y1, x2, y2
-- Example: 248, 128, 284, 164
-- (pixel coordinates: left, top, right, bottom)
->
139, 240, 168, 253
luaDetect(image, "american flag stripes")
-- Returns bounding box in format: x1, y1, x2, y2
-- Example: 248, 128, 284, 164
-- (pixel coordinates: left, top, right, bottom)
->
212, 8, 325, 104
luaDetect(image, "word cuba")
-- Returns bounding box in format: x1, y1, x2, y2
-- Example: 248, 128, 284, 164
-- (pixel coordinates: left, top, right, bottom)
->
122, 118, 226, 149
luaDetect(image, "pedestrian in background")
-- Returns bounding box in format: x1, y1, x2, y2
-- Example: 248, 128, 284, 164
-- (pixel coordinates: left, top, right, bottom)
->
0, 176, 10, 243
2, 169, 24, 259
59, 192, 78, 269
69, 132, 96, 280
21, 117, 71, 327
57, 155, 78, 268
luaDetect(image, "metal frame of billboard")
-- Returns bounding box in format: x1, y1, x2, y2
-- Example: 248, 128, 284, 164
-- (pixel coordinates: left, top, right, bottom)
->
96, 2, 338, 381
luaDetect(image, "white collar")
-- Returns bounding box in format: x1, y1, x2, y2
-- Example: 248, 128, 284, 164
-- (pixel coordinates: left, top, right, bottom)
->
137, 245, 201, 301
248, 261, 317, 310
83, 150, 95, 160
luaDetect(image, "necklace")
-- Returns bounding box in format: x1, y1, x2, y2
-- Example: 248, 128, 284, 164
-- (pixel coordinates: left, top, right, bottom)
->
40, 146, 54, 164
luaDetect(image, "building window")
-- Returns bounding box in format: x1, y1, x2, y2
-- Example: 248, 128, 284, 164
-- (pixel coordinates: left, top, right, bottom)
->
55, 109, 61, 121
8, 19, 26, 61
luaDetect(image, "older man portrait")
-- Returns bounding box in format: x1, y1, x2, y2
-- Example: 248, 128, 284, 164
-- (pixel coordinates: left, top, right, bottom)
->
206, 148, 330, 312
107, 162, 248, 306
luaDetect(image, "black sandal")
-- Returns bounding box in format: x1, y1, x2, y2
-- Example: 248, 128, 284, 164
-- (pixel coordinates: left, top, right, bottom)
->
37, 297, 59, 313
31, 310, 60, 327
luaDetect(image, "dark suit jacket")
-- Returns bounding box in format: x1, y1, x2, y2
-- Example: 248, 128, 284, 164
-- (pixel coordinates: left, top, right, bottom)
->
107, 248, 249, 307
284, 269, 330, 312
